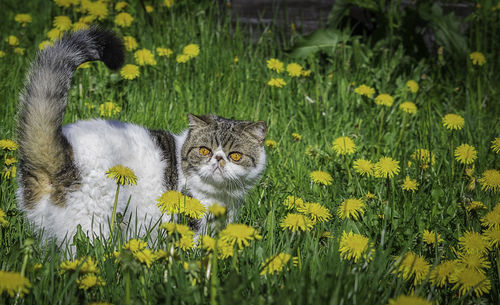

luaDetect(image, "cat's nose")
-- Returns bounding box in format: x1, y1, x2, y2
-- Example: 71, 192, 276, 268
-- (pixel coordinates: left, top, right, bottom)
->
215, 155, 223, 161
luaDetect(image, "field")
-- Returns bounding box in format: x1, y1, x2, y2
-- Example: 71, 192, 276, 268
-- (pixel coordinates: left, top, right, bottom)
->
1, 0, 500, 304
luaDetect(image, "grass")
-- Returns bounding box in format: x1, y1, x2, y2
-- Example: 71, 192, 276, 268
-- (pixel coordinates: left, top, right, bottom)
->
1, 0, 500, 304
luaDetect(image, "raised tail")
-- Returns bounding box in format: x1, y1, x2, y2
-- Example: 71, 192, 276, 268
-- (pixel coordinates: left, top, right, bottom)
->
17, 28, 124, 208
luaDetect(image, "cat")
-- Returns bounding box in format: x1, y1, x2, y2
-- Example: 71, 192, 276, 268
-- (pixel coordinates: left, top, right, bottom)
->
16, 27, 267, 243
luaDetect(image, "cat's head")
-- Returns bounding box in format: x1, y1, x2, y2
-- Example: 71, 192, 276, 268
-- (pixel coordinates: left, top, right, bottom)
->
181, 114, 267, 194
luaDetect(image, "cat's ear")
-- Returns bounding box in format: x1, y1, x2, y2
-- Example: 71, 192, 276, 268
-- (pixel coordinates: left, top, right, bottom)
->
243, 121, 267, 144
187, 114, 212, 129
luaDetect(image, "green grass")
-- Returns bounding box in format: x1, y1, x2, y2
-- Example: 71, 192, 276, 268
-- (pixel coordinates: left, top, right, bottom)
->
1, 1, 500, 304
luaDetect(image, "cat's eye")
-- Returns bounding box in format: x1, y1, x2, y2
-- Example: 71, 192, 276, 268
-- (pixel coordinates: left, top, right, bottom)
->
199, 147, 212, 156
229, 152, 242, 162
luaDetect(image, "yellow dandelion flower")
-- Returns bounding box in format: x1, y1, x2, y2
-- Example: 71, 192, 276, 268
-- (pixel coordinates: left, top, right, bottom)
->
478, 169, 500, 192
120, 64, 140, 80
260, 253, 291, 275
77, 274, 105, 290
134, 49, 156, 66
422, 229, 442, 246
399, 101, 417, 114
430, 260, 460, 287
301, 69, 311, 77
60, 257, 98, 274
332, 136, 356, 155
0, 270, 31, 297
469, 51, 486, 66
491, 137, 500, 153
265, 139, 277, 148
458, 231, 489, 254
164, 0, 174, 8
123, 36, 138, 52
484, 227, 500, 248
160, 222, 195, 236
442, 113, 465, 130
182, 197, 206, 219
157, 190, 184, 214
364, 192, 377, 200
282, 196, 305, 210
450, 268, 491, 297
481, 204, 500, 228
0, 51, 5, 58
145, 5, 154, 13
387, 295, 431, 305
176, 235, 195, 251
402, 176, 419, 192
114, 12, 134, 27
14, 47, 24, 55
106, 165, 137, 186
353, 159, 374, 177
267, 78, 286, 88
183, 44, 200, 58
123, 239, 147, 253
337, 198, 365, 220
465, 200, 485, 212
266, 58, 284, 73
6, 35, 19, 46
291, 132, 302, 142
339, 231, 371, 262
79, 15, 96, 24
176, 54, 190, 63
72, 21, 89, 31
115, 1, 128, 11
54, 0, 73, 8
2, 166, 17, 179
406, 80, 419, 93
286, 63, 302, 77
310, 170, 333, 186
208, 203, 226, 217
354, 84, 375, 97
87, 1, 108, 20
0, 209, 8, 226
133, 248, 156, 267
53, 16, 72, 31
0, 139, 18, 151
219, 224, 262, 249
200, 235, 216, 251
374, 157, 400, 178
280, 213, 314, 232
457, 251, 490, 273
454, 144, 477, 164
411, 148, 435, 169
393, 251, 431, 285
233, 56, 239, 63
77, 62, 91, 69
47, 28, 62, 41
157, 47, 173, 57
374, 93, 394, 107
14, 14, 32, 27
99, 101, 121, 117
296, 202, 331, 223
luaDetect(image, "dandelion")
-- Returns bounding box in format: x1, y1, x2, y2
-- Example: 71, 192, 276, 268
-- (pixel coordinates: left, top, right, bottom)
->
267, 78, 286, 88
442, 114, 464, 130
120, 64, 140, 80
291, 132, 302, 141
337, 198, 365, 220
374, 157, 400, 178
114, 12, 134, 27
465, 201, 485, 212
332, 136, 356, 155
208, 203, 226, 217
450, 268, 491, 297
164, 0, 174, 7
406, 80, 419, 93
160, 222, 195, 237
14, 48, 24, 55
176, 235, 195, 251
430, 260, 460, 287
457, 251, 490, 273
353, 159, 374, 177
99, 101, 121, 117
469, 51, 486, 66
77, 274, 105, 290
106, 165, 137, 186
393, 251, 431, 285
286, 63, 302, 77
176, 54, 190, 63
296, 202, 332, 223
145, 5, 154, 13
0, 270, 32, 297
219, 224, 262, 249
282, 196, 305, 210
484, 227, 500, 248
478, 169, 500, 192
1, 167, 16, 179
183, 44, 200, 58
0, 139, 18, 151
402, 176, 419, 192
53, 16, 72, 31
14, 14, 32, 27
458, 231, 489, 254
399, 101, 417, 114
339, 231, 371, 262
387, 295, 431, 305
115, 1, 128, 11
123, 36, 138, 52
72, 22, 89, 31
374, 93, 394, 107
200, 235, 216, 251
454, 144, 477, 164
354, 84, 375, 97
0, 51, 5, 58
265, 140, 277, 148
123, 239, 148, 253
280, 213, 314, 232
60, 257, 98, 274
157, 47, 173, 57
157, 190, 184, 214
260, 253, 291, 275
133, 248, 156, 267
47, 28, 62, 41
266, 58, 284, 73
491, 137, 500, 153
422, 230, 442, 246
411, 149, 435, 169
0, 209, 8, 226
87, 1, 108, 20
134, 49, 157, 66
310, 170, 333, 186
301, 70, 311, 77
481, 204, 500, 228
54, 0, 73, 8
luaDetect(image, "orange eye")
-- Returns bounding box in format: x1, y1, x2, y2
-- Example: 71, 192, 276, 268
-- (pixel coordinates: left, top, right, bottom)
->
199, 147, 211, 156
229, 152, 242, 161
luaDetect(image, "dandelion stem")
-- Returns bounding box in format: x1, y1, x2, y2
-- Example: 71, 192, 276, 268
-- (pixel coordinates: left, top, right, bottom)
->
125, 268, 131, 305
376, 108, 385, 155
111, 184, 121, 234
344, 155, 352, 180
210, 242, 219, 305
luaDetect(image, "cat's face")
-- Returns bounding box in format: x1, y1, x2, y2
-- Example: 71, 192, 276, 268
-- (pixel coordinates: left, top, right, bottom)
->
181, 114, 267, 191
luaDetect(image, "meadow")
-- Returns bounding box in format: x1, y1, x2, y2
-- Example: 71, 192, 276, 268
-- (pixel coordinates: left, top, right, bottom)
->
1, 0, 500, 304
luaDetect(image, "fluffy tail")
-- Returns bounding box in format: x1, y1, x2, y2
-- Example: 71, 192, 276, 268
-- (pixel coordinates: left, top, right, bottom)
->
17, 28, 124, 208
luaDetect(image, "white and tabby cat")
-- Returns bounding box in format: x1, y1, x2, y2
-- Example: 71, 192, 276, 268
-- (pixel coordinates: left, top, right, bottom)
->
17, 28, 266, 242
